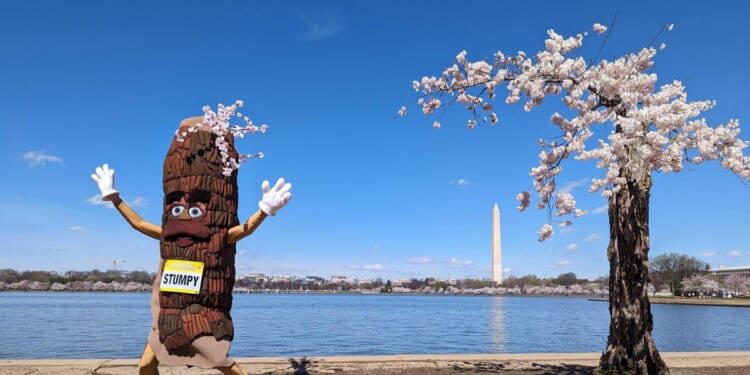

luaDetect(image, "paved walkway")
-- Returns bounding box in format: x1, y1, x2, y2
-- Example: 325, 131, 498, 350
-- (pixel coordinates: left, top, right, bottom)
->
2, 352, 750, 374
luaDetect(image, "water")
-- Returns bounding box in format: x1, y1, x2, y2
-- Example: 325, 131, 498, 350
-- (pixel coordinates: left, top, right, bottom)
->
0, 292, 747, 359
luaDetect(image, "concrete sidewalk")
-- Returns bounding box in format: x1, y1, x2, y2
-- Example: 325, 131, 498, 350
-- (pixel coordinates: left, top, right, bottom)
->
1, 352, 749, 374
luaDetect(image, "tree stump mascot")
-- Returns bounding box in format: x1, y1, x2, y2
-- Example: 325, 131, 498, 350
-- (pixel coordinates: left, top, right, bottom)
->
91, 112, 292, 375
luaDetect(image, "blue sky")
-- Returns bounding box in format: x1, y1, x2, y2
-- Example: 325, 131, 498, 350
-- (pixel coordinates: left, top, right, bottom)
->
1, 0, 748, 281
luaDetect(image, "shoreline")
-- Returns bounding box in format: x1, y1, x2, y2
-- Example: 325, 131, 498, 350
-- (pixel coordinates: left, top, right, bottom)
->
2, 352, 750, 374
649, 296, 750, 307
589, 296, 750, 307
3, 290, 750, 302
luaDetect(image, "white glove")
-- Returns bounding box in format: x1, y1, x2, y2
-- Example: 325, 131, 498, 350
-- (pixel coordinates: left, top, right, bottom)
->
91, 164, 120, 201
258, 178, 292, 216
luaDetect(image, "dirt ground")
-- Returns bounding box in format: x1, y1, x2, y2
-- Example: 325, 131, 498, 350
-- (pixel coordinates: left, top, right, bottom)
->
238, 359, 750, 375
3, 353, 750, 375
251, 357, 750, 375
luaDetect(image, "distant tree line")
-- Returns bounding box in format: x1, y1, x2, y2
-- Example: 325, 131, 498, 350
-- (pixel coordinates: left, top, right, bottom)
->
4, 254, 745, 297
1, 268, 608, 294
0, 268, 155, 285
502, 272, 606, 288
235, 272, 610, 296
234, 277, 389, 291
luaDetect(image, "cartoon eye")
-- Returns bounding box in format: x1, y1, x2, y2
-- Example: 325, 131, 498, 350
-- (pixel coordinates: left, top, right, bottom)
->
171, 206, 185, 217
188, 207, 203, 218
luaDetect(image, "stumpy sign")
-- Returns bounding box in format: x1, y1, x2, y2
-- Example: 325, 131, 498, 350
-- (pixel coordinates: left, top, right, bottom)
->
159, 260, 204, 294
91, 101, 292, 375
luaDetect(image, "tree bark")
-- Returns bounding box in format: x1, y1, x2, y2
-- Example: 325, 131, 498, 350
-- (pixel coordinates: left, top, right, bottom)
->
597, 168, 669, 375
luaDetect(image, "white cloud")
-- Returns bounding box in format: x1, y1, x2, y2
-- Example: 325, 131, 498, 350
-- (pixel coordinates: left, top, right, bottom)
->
450, 178, 471, 187
22, 150, 63, 166
449, 258, 473, 267
566, 243, 579, 251
503, 267, 512, 274
584, 233, 601, 242
701, 251, 717, 258
237, 249, 247, 256
727, 250, 743, 257
559, 227, 574, 234
558, 178, 589, 194
299, 10, 342, 41
408, 257, 433, 264
557, 259, 571, 266
347, 263, 390, 273
66, 225, 85, 232
592, 205, 608, 214
131, 196, 148, 207
86, 194, 148, 209
86, 194, 114, 209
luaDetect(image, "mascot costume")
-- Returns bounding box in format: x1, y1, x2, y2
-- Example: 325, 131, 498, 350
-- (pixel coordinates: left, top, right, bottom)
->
91, 108, 291, 375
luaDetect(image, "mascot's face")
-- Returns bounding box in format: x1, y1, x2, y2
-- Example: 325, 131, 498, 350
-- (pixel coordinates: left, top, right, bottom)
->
161, 189, 211, 247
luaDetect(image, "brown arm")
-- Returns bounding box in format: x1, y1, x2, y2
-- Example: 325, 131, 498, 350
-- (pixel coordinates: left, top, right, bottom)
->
110, 195, 162, 240
227, 209, 268, 244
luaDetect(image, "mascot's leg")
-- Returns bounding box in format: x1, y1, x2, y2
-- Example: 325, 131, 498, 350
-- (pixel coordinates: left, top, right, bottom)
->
217, 363, 248, 375
137, 342, 159, 375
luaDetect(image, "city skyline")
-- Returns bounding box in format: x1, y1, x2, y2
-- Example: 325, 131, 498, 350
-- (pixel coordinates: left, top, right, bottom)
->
1, 1, 749, 280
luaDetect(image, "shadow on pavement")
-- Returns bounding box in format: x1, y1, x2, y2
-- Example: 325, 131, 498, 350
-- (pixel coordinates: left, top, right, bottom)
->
260, 357, 315, 375
289, 357, 313, 375
530, 363, 597, 375
450, 361, 596, 374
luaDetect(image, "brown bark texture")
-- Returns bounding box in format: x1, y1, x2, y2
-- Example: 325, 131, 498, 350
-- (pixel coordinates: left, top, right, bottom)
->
159, 126, 240, 351
597, 168, 669, 375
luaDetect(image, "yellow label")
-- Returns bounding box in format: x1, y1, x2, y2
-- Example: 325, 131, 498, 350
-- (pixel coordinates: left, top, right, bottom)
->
160, 260, 204, 294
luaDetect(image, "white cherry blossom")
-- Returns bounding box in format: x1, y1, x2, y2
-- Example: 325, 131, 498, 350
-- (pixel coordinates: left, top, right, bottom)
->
402, 23, 750, 239
176, 100, 266, 176
593, 23, 608, 34
538, 223, 553, 242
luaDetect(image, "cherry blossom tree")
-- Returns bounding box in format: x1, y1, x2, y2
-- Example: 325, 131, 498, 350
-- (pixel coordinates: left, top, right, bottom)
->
403, 23, 750, 375
679, 274, 701, 295
722, 274, 749, 295
681, 274, 720, 296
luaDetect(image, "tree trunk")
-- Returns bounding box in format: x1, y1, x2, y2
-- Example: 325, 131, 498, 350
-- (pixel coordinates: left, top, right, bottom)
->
597, 169, 669, 375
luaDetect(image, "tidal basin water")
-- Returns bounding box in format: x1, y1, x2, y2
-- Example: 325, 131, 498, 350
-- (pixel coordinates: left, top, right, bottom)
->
0, 292, 748, 359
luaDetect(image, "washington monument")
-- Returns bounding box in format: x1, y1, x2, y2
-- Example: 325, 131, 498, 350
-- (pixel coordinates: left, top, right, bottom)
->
492, 203, 503, 285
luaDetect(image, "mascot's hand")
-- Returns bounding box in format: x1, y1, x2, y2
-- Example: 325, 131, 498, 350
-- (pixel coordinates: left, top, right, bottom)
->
91, 164, 120, 201
258, 178, 292, 216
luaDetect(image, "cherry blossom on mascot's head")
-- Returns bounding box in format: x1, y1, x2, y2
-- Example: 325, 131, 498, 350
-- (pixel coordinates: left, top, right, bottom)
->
91, 101, 291, 375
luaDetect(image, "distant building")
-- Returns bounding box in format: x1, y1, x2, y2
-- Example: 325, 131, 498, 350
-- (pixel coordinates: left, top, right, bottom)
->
330, 275, 350, 284
708, 266, 750, 276
356, 278, 373, 286
392, 279, 410, 287
270, 275, 291, 283
304, 276, 325, 285
237, 273, 269, 283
